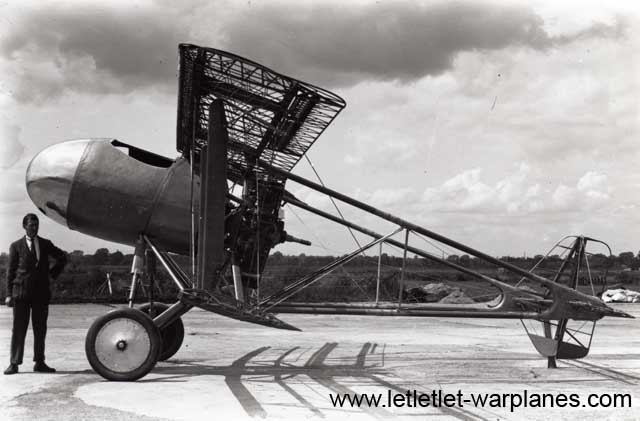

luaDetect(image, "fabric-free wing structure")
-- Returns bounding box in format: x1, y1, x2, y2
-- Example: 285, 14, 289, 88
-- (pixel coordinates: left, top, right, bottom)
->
176, 43, 346, 187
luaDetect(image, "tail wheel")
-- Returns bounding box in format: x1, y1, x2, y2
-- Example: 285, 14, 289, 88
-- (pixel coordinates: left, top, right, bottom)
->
85, 308, 161, 381
137, 302, 185, 361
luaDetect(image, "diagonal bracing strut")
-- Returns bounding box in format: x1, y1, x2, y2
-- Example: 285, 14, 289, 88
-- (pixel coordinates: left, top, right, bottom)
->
268, 162, 632, 321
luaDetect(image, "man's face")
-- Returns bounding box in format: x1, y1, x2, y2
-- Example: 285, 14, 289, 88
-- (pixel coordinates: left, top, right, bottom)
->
24, 220, 39, 238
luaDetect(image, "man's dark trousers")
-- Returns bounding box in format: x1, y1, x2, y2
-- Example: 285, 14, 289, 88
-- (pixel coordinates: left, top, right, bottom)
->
10, 298, 49, 365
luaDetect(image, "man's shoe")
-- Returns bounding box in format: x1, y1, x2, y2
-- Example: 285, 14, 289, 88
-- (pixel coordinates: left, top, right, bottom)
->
33, 362, 55, 373
4, 364, 18, 375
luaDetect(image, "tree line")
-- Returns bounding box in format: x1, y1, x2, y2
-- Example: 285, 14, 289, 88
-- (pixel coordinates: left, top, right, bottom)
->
268, 250, 640, 271
1, 248, 639, 271
1, 247, 638, 303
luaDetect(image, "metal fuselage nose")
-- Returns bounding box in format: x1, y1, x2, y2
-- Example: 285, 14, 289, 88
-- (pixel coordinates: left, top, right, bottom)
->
26, 139, 92, 227
26, 139, 194, 254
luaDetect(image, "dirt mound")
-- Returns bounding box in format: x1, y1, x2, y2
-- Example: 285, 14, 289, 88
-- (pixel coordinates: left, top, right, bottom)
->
405, 282, 475, 304
438, 289, 475, 304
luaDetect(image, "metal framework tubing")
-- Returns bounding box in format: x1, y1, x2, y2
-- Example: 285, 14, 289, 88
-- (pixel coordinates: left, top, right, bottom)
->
397, 229, 410, 309
265, 161, 565, 288
127, 274, 139, 308
259, 227, 402, 309
554, 237, 586, 344
146, 249, 156, 311
143, 235, 190, 291
153, 301, 192, 330
231, 261, 244, 302
280, 170, 632, 318
552, 241, 578, 283
271, 302, 539, 319
283, 198, 640, 319
542, 239, 577, 368
285, 196, 523, 293
375, 242, 382, 306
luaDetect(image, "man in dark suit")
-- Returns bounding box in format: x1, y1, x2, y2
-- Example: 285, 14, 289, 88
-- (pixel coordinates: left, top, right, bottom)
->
4, 213, 66, 375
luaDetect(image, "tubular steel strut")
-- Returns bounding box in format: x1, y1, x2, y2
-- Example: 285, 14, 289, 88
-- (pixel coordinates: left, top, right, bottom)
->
260, 160, 631, 322
144, 235, 299, 331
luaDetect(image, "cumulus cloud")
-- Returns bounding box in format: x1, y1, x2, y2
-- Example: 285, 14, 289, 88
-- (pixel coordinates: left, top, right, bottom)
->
550, 180, 610, 210
420, 164, 609, 215
423, 168, 494, 212
551, 184, 577, 210
573, 171, 611, 203
577, 171, 607, 192
0, 124, 24, 169
1, 1, 625, 103
368, 187, 415, 208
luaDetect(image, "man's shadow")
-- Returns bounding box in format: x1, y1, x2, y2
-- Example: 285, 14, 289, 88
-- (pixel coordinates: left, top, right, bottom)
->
142, 342, 481, 420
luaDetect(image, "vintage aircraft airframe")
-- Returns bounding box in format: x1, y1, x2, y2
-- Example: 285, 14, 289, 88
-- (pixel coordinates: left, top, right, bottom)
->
25, 44, 632, 381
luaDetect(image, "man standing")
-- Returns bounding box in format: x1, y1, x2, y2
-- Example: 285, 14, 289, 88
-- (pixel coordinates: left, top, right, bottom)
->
4, 213, 66, 375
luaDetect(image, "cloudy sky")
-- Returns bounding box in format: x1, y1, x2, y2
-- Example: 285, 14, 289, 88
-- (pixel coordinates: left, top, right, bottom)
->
0, 0, 638, 260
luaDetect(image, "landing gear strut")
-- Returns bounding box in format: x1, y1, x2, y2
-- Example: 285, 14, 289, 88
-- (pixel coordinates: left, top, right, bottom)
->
137, 302, 185, 361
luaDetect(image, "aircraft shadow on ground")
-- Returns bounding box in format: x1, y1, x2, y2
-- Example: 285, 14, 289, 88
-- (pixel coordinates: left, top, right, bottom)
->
145, 342, 481, 420
561, 359, 640, 385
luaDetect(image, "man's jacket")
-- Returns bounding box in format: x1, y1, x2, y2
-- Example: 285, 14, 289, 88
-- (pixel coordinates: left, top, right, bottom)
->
6, 236, 67, 301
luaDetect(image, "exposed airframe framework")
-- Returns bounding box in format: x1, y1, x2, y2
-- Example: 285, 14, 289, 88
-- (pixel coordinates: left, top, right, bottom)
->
125, 44, 631, 377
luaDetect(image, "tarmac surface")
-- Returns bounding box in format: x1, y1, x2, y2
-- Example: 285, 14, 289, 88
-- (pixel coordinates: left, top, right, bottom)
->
0, 303, 638, 420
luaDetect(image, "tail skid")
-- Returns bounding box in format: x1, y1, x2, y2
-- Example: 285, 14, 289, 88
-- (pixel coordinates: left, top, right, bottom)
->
520, 236, 624, 367
525, 320, 595, 368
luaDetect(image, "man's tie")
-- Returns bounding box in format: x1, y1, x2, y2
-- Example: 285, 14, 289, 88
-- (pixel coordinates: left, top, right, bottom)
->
29, 239, 36, 261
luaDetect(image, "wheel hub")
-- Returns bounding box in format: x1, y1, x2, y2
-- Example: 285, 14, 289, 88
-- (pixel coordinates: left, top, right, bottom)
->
94, 318, 152, 373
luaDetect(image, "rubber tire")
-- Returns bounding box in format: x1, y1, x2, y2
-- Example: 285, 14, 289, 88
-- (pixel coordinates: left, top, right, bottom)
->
137, 303, 185, 361
85, 308, 162, 381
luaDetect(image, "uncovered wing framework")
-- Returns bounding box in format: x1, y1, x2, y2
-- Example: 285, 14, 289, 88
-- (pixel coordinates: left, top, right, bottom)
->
176, 43, 346, 186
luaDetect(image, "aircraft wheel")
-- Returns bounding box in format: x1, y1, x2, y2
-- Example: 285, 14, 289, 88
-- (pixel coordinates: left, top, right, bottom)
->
85, 308, 161, 381
137, 303, 185, 361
